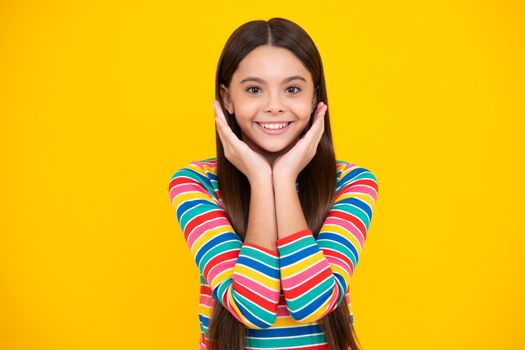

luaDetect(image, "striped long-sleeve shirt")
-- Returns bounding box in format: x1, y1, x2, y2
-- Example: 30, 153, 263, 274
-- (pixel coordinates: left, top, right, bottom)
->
168, 157, 378, 349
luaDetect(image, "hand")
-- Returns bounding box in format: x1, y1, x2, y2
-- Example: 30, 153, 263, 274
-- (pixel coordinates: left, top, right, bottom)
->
272, 101, 327, 181
213, 100, 272, 183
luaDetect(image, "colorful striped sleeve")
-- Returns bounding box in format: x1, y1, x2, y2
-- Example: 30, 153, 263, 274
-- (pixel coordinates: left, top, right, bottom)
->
168, 161, 281, 329
276, 164, 378, 323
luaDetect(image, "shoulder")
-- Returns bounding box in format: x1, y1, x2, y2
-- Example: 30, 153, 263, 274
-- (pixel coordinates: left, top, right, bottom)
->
335, 159, 379, 189
168, 157, 218, 191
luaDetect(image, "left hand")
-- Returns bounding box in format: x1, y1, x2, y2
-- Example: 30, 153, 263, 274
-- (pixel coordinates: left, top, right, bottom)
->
272, 101, 327, 180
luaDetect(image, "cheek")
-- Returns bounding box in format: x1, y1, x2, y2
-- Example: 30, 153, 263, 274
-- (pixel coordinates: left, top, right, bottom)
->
290, 96, 314, 115
234, 99, 259, 119
293, 102, 314, 122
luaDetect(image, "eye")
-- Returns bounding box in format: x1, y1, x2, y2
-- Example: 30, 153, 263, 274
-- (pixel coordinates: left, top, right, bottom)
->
287, 86, 302, 94
246, 86, 262, 94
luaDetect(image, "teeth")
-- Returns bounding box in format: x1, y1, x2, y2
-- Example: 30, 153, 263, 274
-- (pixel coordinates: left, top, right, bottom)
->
259, 122, 289, 130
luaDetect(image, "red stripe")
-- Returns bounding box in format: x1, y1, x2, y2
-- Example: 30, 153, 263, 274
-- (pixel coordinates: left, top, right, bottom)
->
284, 267, 333, 299
350, 178, 378, 191
245, 344, 329, 350
168, 176, 199, 191
276, 229, 312, 247
184, 210, 223, 240
322, 249, 353, 274
232, 278, 278, 313
327, 210, 367, 239
243, 242, 279, 257
203, 250, 239, 278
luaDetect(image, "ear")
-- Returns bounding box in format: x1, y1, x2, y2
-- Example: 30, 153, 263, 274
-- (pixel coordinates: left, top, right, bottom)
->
311, 91, 318, 114
220, 84, 234, 114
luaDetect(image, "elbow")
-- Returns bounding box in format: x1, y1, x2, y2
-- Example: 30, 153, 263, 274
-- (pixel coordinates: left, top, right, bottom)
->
286, 285, 344, 323
230, 295, 278, 329
249, 313, 277, 329
236, 309, 278, 329
288, 306, 326, 323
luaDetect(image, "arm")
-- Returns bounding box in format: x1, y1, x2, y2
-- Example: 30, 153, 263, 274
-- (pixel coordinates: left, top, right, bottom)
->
168, 161, 280, 328
245, 176, 278, 251
273, 163, 379, 322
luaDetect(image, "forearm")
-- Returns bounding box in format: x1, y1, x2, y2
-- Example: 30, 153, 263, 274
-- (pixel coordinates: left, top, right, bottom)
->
244, 176, 278, 251
272, 175, 309, 240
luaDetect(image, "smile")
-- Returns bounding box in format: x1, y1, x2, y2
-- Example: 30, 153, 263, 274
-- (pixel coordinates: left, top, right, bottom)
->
255, 122, 293, 135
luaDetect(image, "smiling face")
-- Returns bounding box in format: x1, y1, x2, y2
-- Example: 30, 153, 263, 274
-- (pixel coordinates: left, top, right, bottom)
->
220, 45, 318, 164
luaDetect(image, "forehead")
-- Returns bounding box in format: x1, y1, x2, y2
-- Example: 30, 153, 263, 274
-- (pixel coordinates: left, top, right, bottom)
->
232, 45, 312, 83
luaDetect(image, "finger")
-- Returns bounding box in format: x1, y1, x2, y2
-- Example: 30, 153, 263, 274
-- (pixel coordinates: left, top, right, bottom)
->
315, 102, 327, 122
309, 103, 326, 145
213, 101, 231, 146
213, 100, 228, 123
213, 101, 242, 153
213, 100, 235, 135
304, 102, 326, 140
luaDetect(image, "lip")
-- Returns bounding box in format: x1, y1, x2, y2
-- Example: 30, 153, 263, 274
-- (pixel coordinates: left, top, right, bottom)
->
255, 122, 293, 135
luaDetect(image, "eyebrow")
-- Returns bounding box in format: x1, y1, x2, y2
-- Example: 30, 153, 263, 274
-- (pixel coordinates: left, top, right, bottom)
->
239, 75, 307, 84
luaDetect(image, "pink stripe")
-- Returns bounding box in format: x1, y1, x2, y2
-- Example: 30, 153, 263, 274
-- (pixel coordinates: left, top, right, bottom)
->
322, 216, 364, 247
200, 294, 214, 307
232, 273, 280, 301
345, 183, 378, 201
169, 182, 204, 201
187, 215, 230, 247
325, 253, 352, 274
277, 305, 291, 317
281, 259, 329, 287
207, 258, 236, 284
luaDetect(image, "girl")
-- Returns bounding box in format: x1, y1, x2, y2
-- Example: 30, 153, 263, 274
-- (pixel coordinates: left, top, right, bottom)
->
168, 17, 379, 350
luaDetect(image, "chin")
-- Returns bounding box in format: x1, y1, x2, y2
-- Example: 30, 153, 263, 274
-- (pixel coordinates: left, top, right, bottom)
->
258, 139, 296, 154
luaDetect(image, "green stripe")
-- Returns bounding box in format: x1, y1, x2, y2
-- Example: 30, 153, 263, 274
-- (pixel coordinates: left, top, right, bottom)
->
241, 245, 279, 267
316, 239, 355, 266
277, 235, 314, 256
246, 333, 326, 348
334, 202, 371, 227
231, 291, 276, 325
286, 277, 334, 312
199, 240, 241, 273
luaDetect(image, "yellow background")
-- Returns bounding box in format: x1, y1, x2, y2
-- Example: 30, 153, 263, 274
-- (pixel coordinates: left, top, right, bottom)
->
1, 0, 523, 349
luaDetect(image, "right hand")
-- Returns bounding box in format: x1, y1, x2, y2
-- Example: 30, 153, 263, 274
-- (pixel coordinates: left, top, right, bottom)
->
213, 100, 272, 183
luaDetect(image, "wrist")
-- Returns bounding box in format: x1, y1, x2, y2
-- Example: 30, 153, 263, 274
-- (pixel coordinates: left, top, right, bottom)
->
248, 172, 273, 187
272, 170, 296, 185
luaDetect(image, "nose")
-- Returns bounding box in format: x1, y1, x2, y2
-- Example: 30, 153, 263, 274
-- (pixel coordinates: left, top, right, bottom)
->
264, 92, 285, 114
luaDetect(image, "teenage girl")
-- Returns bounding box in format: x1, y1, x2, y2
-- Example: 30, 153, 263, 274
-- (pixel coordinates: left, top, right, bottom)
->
168, 17, 379, 350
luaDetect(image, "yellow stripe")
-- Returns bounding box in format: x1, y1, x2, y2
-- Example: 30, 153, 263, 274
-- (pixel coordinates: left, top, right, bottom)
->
281, 251, 324, 276
319, 224, 362, 254
339, 191, 376, 208
226, 288, 259, 328
232, 265, 280, 290
330, 263, 351, 281
172, 189, 212, 207
199, 303, 212, 317
297, 289, 336, 322
190, 225, 234, 257
210, 267, 234, 289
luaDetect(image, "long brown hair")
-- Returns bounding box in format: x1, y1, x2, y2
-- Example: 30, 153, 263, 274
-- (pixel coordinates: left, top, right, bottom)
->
208, 17, 362, 350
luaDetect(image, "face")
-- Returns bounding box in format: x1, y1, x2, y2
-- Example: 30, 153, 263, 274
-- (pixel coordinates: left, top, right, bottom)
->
220, 45, 317, 163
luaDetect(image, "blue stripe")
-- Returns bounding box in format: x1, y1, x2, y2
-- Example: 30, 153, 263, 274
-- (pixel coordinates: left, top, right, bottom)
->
339, 167, 368, 184
196, 232, 239, 266
199, 314, 209, 327
176, 198, 209, 220
232, 293, 271, 328
292, 286, 333, 320
317, 232, 358, 264
247, 324, 323, 337
236, 255, 279, 278
338, 197, 372, 219
280, 243, 319, 266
